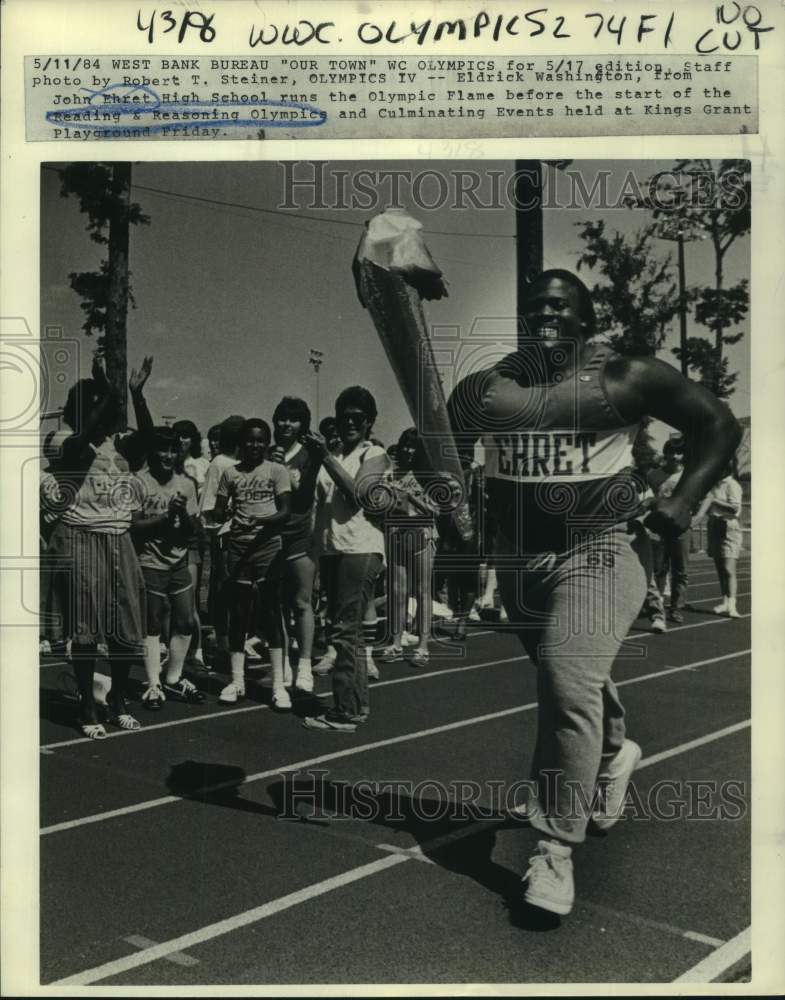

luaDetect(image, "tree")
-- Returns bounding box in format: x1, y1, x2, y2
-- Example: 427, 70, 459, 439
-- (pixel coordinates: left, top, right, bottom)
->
58, 163, 149, 428
575, 219, 683, 356
637, 159, 751, 398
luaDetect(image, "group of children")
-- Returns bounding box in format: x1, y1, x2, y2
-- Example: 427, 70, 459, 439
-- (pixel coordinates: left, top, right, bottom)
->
41, 357, 467, 739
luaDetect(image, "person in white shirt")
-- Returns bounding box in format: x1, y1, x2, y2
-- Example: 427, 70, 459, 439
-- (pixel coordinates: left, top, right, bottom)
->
694, 465, 744, 617
301, 387, 391, 733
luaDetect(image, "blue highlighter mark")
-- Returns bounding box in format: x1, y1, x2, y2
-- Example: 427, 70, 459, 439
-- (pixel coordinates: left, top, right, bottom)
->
45, 83, 327, 136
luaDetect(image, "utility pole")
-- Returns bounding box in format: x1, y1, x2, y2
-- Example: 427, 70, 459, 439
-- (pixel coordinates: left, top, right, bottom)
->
514, 160, 543, 338
104, 163, 132, 429
514, 161, 571, 343
308, 348, 324, 421
656, 210, 702, 378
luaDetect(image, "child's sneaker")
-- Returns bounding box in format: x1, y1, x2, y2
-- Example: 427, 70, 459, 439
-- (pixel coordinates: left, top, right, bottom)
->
141, 683, 165, 710
219, 681, 245, 704
295, 666, 314, 694
272, 687, 292, 711
313, 648, 337, 676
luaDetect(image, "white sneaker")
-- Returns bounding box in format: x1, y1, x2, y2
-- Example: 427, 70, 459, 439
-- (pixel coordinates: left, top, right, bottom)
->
219, 681, 245, 704
592, 739, 642, 831
650, 615, 666, 633
367, 657, 380, 681
93, 673, 112, 706
313, 648, 337, 675
402, 631, 420, 646
272, 687, 292, 711
713, 600, 729, 615
523, 841, 574, 915
295, 668, 314, 694
244, 639, 263, 662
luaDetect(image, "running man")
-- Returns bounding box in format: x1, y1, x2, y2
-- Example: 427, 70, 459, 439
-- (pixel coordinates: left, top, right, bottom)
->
447, 268, 742, 916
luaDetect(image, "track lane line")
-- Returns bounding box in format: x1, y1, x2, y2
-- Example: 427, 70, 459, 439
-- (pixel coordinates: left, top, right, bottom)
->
46, 718, 751, 986
40, 610, 751, 751
40, 648, 749, 836
48, 854, 408, 986
672, 926, 751, 982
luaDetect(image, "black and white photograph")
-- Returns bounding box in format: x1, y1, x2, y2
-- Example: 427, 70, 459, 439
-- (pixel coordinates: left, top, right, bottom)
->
36, 157, 752, 986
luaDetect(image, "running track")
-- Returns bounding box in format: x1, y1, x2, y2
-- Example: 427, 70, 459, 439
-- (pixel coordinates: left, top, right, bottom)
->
38, 556, 751, 985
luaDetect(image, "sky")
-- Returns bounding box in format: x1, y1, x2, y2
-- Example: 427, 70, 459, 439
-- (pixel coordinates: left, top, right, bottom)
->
40, 159, 750, 449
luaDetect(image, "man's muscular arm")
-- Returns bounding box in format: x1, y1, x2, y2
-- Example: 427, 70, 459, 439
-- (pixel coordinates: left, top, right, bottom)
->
446, 371, 485, 473
605, 356, 742, 537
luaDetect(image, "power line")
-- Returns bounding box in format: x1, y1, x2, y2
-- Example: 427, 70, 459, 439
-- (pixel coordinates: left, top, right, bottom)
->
43, 167, 513, 241
130, 180, 515, 240
43, 165, 514, 275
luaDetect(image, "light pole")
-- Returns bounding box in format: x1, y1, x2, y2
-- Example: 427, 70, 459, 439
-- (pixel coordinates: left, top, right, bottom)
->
308, 348, 324, 422
655, 201, 704, 377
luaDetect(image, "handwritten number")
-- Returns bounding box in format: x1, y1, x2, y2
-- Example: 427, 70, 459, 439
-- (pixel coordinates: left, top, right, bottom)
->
584, 13, 603, 38
136, 8, 216, 43
136, 9, 155, 42
179, 11, 216, 43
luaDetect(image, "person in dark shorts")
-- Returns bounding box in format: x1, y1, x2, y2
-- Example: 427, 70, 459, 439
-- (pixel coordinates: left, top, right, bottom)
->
447, 268, 742, 916
173, 419, 210, 668
201, 415, 245, 664
269, 397, 323, 694
132, 426, 205, 710
213, 419, 292, 708
379, 427, 438, 667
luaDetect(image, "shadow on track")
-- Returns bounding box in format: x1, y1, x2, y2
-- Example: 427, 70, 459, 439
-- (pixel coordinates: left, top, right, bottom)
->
265, 774, 563, 931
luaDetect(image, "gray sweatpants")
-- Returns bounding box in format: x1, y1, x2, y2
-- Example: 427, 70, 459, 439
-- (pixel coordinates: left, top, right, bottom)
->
497, 522, 651, 844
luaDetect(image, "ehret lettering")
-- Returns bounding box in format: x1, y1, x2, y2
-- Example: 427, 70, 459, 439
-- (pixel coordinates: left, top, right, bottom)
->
494, 432, 598, 477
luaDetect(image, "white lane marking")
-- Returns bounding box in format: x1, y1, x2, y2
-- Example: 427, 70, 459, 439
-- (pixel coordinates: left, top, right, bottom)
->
580, 901, 725, 949
52, 719, 749, 984
673, 926, 751, 982
40, 607, 751, 752
376, 843, 437, 865
50, 854, 408, 986
39, 655, 526, 751
626, 613, 750, 641
691, 591, 750, 606
639, 720, 749, 768
122, 935, 199, 967
40, 649, 749, 836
